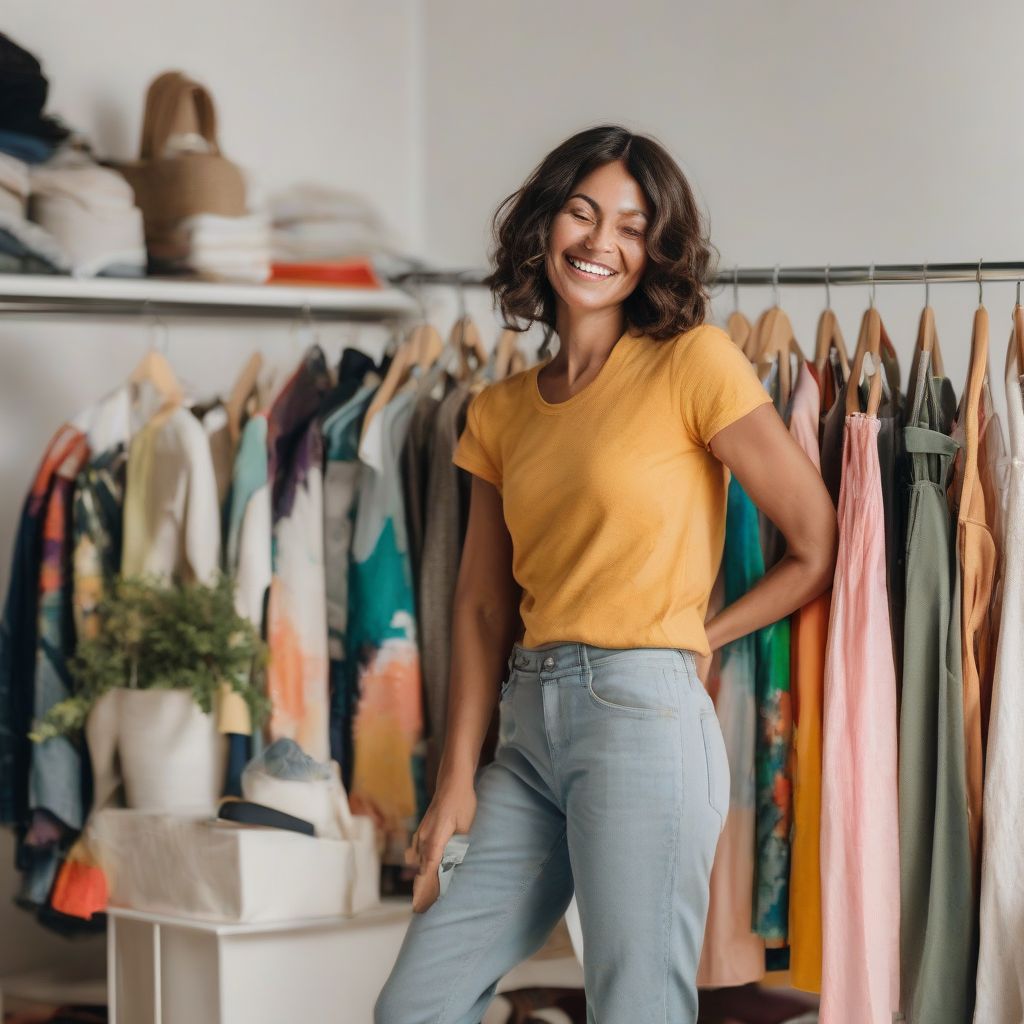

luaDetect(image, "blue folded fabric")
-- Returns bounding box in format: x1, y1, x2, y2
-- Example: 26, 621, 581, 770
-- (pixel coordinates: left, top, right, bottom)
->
0, 129, 54, 165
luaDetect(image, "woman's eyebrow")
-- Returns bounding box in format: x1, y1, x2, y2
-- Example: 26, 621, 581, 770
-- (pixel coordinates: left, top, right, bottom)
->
567, 192, 648, 219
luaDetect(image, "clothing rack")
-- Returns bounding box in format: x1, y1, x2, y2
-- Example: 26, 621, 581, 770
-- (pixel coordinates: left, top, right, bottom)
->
391, 260, 1024, 290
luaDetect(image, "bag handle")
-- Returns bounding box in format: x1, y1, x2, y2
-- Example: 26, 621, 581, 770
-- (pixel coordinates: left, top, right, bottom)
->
139, 70, 222, 160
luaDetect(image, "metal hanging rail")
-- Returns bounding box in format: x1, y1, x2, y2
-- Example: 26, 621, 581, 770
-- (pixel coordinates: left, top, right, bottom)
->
391, 260, 1024, 289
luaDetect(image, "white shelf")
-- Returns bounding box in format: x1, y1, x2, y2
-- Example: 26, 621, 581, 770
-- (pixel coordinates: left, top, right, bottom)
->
0, 273, 417, 321
105, 896, 413, 936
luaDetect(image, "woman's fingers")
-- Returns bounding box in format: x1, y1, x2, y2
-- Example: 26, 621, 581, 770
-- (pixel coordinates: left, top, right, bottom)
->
411, 834, 446, 913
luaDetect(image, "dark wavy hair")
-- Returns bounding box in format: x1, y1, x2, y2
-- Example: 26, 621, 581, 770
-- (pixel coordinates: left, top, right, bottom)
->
484, 125, 718, 342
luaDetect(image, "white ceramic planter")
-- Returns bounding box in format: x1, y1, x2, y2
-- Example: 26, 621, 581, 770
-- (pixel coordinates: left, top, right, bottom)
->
87, 688, 228, 815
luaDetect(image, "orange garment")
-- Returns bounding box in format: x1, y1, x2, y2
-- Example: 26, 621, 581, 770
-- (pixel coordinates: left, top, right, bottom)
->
954, 308, 1003, 880
785, 362, 827, 993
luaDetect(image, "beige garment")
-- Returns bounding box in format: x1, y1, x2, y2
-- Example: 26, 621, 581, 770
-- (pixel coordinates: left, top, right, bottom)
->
952, 312, 1005, 882
121, 406, 221, 586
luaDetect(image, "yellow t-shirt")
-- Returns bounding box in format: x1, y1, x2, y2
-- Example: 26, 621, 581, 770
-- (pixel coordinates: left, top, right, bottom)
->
451, 323, 773, 657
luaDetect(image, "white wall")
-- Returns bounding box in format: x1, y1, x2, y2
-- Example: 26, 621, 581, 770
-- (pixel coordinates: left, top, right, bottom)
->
422, 0, 1024, 424
0, 0, 421, 978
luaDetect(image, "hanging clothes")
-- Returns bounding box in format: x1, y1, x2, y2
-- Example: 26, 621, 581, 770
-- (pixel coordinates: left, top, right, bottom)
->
820, 412, 900, 1024
348, 387, 426, 866
322, 383, 375, 786
225, 413, 270, 626
418, 382, 474, 791
696, 473, 766, 988
120, 406, 221, 585
897, 347, 974, 1024
974, 331, 1024, 1022
870, 344, 907, 687
30, 427, 90, 836
72, 445, 127, 642
951, 314, 1004, 881
0, 425, 91, 828
400, 384, 445, 602
818, 350, 847, 508
787, 360, 828, 993
752, 358, 793, 956
265, 347, 332, 762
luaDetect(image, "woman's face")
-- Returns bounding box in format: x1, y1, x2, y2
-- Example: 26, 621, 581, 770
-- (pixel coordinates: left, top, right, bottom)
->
546, 159, 651, 315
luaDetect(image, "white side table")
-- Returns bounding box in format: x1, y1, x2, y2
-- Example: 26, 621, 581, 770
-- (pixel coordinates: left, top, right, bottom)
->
106, 898, 413, 1024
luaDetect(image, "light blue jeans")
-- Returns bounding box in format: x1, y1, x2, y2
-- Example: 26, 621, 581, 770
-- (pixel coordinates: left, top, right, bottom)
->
374, 641, 729, 1024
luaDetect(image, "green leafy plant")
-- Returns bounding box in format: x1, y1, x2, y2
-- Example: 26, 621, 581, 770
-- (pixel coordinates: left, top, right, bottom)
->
30, 573, 270, 742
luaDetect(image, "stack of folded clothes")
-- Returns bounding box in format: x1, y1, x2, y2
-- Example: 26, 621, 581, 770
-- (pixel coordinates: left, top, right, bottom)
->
0, 32, 146, 278
30, 144, 146, 278
152, 210, 271, 283
268, 183, 400, 264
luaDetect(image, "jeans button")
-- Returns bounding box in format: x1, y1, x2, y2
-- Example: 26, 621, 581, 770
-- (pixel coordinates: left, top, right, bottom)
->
542, 656, 555, 669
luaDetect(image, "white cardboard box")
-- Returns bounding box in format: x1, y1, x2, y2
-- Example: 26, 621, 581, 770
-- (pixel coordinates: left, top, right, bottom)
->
88, 808, 379, 923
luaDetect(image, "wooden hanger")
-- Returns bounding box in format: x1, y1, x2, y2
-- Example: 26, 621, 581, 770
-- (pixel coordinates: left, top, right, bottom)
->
753, 306, 807, 405
743, 309, 768, 361
508, 347, 527, 375
1013, 298, 1024, 377
450, 315, 489, 380
845, 306, 884, 416
913, 305, 946, 379
129, 349, 185, 413
726, 311, 751, 351
813, 308, 851, 378
359, 327, 419, 442
412, 323, 445, 371
493, 328, 522, 379
225, 353, 263, 444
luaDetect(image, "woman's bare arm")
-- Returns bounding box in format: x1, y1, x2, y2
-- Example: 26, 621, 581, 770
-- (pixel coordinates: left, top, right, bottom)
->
437, 474, 521, 783
700, 402, 838, 670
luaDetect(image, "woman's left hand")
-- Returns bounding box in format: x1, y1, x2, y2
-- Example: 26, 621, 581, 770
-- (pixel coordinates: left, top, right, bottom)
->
694, 650, 713, 686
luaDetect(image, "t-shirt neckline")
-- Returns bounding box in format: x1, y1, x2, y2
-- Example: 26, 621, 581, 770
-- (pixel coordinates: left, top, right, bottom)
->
530, 329, 634, 413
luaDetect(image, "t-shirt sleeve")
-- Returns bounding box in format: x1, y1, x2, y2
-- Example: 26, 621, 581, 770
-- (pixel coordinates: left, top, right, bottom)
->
452, 387, 502, 485
677, 325, 774, 451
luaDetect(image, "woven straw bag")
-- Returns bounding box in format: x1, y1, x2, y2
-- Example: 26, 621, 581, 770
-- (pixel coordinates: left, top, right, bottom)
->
118, 71, 247, 261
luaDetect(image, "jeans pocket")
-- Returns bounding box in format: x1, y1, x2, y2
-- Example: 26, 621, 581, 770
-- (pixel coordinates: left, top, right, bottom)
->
699, 710, 730, 828
585, 662, 679, 719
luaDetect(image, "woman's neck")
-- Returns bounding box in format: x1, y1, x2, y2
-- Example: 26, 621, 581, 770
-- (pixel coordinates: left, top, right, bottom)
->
550, 304, 628, 384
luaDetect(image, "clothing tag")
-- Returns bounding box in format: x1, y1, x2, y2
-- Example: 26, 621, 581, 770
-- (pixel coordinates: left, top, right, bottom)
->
436, 833, 471, 899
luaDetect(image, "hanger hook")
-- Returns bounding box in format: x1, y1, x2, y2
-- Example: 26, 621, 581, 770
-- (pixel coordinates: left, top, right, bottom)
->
772, 264, 780, 307
732, 264, 739, 313
455, 271, 468, 322
824, 263, 831, 311
923, 261, 929, 307
1017, 278, 1021, 308
868, 262, 876, 309
977, 257, 984, 306
142, 298, 169, 354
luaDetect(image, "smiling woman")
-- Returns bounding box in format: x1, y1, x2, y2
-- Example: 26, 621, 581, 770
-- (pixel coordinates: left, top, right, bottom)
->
375, 124, 838, 1024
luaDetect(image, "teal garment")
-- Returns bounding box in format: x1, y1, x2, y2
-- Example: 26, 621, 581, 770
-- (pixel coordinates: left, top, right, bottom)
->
347, 390, 428, 865
898, 348, 974, 1024
321, 385, 375, 785
751, 360, 793, 951
224, 415, 268, 576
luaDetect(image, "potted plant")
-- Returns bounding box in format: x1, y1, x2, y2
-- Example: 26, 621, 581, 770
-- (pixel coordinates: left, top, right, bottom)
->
32, 573, 269, 814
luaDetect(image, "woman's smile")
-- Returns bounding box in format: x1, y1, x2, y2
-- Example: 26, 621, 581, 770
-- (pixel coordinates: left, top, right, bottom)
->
564, 252, 618, 280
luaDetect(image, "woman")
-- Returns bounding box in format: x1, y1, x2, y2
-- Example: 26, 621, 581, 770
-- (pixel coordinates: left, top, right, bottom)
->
375, 125, 837, 1023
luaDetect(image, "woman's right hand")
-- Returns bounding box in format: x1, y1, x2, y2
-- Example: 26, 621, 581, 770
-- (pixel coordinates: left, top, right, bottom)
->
405, 772, 478, 913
